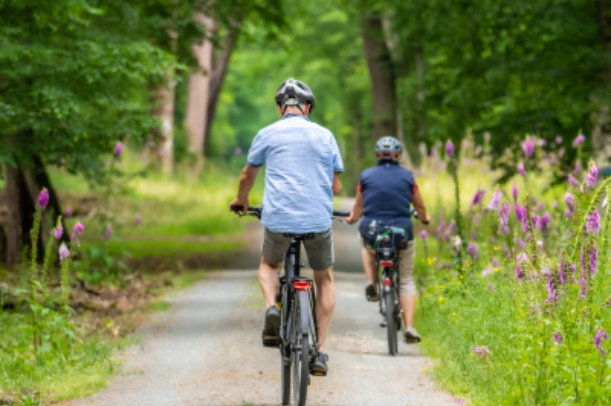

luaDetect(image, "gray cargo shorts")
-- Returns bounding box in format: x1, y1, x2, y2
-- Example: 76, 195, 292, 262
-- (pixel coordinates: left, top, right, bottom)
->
262, 228, 334, 271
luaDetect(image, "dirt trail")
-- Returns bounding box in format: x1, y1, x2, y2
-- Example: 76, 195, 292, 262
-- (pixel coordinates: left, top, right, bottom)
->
69, 202, 455, 406
68, 270, 454, 406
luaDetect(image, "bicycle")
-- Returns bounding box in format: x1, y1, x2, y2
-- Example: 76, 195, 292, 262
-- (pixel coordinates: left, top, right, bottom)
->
361, 223, 404, 355
363, 210, 426, 356
231, 205, 349, 406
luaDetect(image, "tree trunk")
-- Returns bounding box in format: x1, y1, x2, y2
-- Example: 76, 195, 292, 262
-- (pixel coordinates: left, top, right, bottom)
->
203, 21, 241, 156
360, 14, 397, 141
185, 14, 216, 161
151, 71, 176, 175
594, 1, 611, 166
5, 164, 23, 265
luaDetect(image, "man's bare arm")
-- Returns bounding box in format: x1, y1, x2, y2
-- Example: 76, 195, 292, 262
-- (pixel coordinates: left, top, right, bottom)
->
229, 164, 260, 214
412, 188, 431, 224
332, 172, 342, 195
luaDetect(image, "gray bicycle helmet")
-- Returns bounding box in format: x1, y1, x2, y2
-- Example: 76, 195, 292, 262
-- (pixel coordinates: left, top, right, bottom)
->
375, 136, 403, 162
275, 78, 316, 114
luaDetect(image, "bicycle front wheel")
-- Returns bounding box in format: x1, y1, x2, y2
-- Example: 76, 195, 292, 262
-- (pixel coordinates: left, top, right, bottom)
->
385, 290, 398, 356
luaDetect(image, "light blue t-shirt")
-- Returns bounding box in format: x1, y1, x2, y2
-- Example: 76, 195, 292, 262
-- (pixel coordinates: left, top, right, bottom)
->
247, 114, 344, 233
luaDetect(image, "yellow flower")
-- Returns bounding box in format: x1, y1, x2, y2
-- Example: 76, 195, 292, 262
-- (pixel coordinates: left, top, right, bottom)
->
452, 313, 457, 316
460, 275, 464, 279
439, 296, 444, 302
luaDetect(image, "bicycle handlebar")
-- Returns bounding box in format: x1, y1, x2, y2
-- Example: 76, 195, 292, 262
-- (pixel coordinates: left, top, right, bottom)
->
230, 205, 352, 221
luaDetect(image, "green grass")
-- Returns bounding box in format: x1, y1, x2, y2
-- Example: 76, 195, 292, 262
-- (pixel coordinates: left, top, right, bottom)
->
120, 240, 244, 259
148, 301, 171, 312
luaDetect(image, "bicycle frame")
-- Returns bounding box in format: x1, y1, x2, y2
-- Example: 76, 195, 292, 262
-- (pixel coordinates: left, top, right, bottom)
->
279, 237, 318, 363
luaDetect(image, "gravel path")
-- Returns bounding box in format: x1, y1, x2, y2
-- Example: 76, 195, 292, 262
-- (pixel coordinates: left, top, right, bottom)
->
68, 268, 455, 406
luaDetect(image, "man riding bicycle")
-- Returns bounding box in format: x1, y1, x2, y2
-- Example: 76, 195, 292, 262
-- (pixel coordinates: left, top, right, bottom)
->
229, 78, 343, 374
346, 136, 430, 343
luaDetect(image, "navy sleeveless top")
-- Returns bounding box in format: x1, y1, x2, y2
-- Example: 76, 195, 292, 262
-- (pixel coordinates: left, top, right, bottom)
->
359, 161, 416, 239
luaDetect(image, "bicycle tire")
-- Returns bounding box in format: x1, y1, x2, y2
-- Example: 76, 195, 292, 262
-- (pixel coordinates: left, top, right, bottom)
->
293, 294, 310, 406
385, 290, 398, 356
280, 285, 290, 405
281, 356, 291, 405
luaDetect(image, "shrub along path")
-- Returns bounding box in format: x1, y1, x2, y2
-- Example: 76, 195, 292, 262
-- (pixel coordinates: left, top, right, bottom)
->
66, 269, 455, 406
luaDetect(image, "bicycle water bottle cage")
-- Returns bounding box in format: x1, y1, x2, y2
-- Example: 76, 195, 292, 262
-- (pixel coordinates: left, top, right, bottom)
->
283, 233, 315, 241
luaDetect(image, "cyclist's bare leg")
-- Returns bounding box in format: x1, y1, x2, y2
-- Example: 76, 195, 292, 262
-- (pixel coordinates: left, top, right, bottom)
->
258, 256, 281, 308
313, 266, 335, 353
400, 294, 417, 327
362, 249, 377, 284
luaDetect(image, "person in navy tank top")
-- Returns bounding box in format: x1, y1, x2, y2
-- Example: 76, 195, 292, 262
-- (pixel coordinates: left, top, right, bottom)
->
346, 136, 431, 343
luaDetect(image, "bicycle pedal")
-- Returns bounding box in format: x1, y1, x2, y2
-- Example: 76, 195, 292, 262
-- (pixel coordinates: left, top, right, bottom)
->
262, 336, 280, 348
310, 371, 327, 377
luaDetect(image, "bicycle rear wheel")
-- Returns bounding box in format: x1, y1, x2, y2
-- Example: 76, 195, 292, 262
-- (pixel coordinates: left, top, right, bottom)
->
280, 284, 290, 405
385, 290, 398, 356
292, 293, 310, 406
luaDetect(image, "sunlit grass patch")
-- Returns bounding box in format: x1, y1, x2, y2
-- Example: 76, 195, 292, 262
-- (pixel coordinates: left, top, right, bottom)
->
120, 240, 244, 259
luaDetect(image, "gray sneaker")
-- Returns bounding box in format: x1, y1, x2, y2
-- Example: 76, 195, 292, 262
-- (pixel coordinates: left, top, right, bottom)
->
310, 352, 329, 376
404, 326, 421, 344
262, 306, 280, 347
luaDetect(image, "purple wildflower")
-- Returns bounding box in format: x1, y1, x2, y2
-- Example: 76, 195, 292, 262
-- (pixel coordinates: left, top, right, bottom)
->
51, 225, 63, 240
445, 140, 455, 158
573, 134, 586, 146
234, 147, 242, 155
481, 267, 493, 277
484, 132, 491, 141
555, 136, 562, 144
516, 253, 528, 280
454, 397, 466, 405
474, 345, 490, 359
448, 219, 456, 235
467, 242, 478, 260
104, 225, 112, 239
471, 189, 487, 206
545, 270, 557, 303
499, 203, 510, 235
568, 175, 579, 187
539, 212, 551, 232
579, 273, 587, 299
59, 243, 70, 261
515, 238, 525, 251
488, 189, 502, 210
564, 192, 575, 211
114, 141, 123, 158
492, 258, 500, 268
537, 240, 543, 249
515, 205, 528, 233
589, 246, 598, 275
70, 221, 85, 246
554, 332, 563, 345
135, 215, 142, 226
523, 138, 535, 157
586, 209, 601, 234
595, 329, 608, 357
419, 230, 428, 240
65, 207, 73, 217
574, 162, 582, 175
512, 183, 519, 203
37, 188, 49, 209
517, 163, 526, 176
558, 261, 567, 285
436, 218, 446, 237
587, 162, 598, 188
